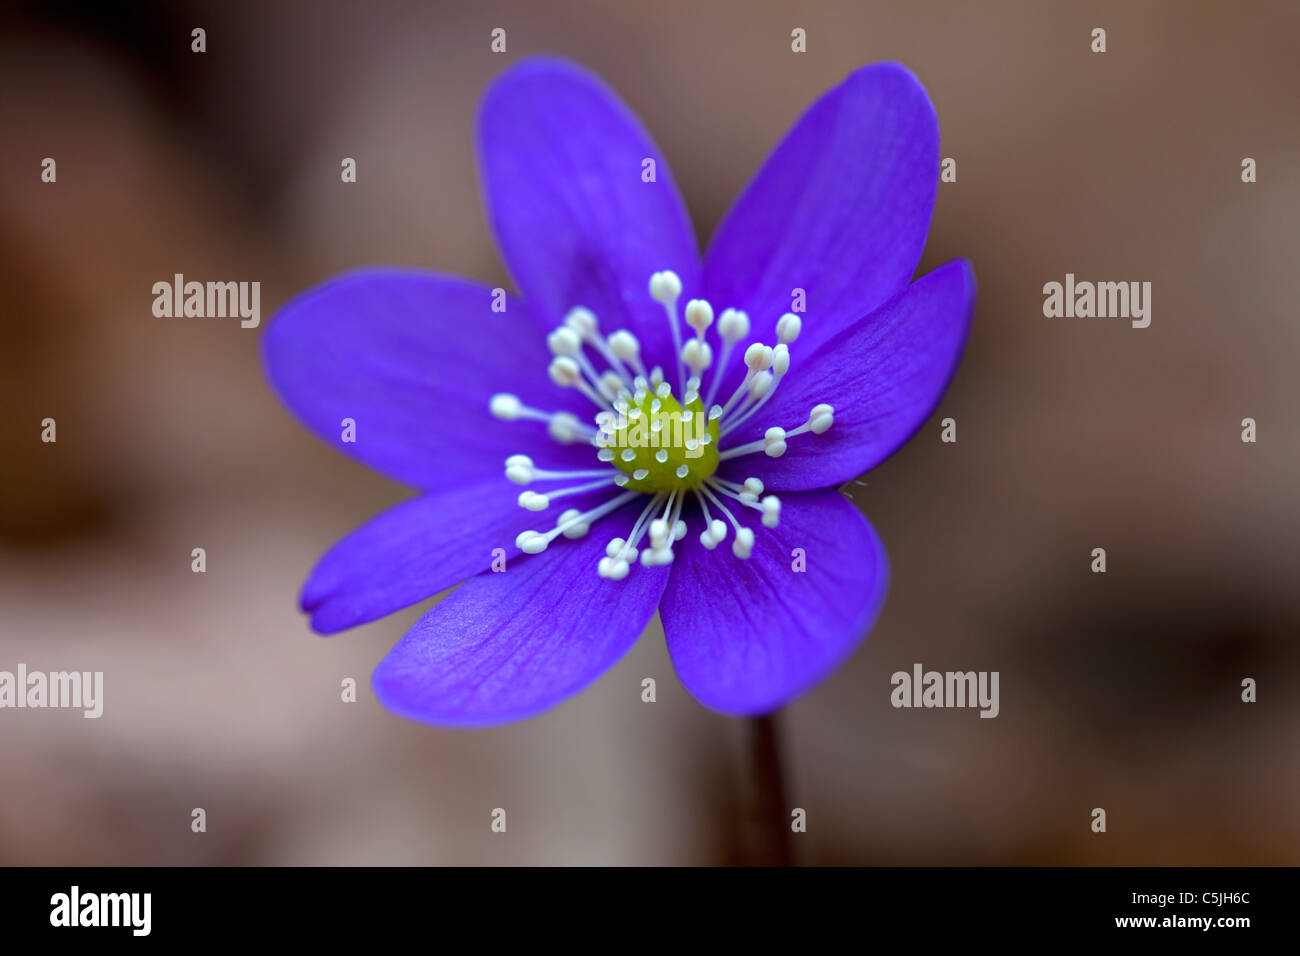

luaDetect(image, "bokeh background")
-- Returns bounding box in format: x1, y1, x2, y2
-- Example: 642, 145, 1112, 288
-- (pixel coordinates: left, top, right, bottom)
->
2, 0, 1297, 865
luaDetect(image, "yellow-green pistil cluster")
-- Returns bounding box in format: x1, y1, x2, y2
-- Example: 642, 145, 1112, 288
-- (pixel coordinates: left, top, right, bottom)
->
605, 388, 720, 493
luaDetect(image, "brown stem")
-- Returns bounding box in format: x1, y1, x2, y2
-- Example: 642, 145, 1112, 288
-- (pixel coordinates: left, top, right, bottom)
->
748, 712, 793, 866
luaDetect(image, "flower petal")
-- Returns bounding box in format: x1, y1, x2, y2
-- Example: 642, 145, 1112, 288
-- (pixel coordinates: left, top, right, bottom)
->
721, 259, 975, 491
660, 489, 888, 716
478, 56, 700, 362
704, 62, 939, 365
372, 501, 670, 727
301, 478, 614, 635
263, 268, 594, 492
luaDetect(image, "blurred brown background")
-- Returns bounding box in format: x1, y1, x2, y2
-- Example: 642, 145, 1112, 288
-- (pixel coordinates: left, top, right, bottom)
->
1, 0, 1297, 865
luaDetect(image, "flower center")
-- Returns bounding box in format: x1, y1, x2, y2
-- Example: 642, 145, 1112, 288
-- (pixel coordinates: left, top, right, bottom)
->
490, 269, 834, 579
598, 382, 720, 492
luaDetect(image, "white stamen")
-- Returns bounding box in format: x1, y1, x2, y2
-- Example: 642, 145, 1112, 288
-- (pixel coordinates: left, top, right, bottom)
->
517, 474, 620, 512
518, 490, 549, 511
732, 527, 755, 559
698, 482, 753, 560
506, 456, 621, 485
776, 312, 802, 344
563, 306, 598, 339
599, 494, 664, 579
720, 343, 790, 437
547, 326, 582, 356
547, 411, 590, 444
681, 338, 713, 376
505, 454, 535, 484
649, 269, 686, 393
607, 329, 646, 377
516, 490, 638, 554
557, 508, 590, 538
599, 371, 626, 400
684, 299, 714, 336
717, 405, 833, 461
489, 393, 523, 420
547, 356, 581, 385
499, 271, 835, 579
491, 395, 599, 446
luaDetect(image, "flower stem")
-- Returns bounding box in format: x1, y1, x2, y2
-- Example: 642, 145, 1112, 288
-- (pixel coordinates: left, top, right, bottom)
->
747, 713, 793, 866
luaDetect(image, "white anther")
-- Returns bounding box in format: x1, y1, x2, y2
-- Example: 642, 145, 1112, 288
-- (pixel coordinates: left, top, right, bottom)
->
548, 356, 582, 387
598, 556, 631, 580
732, 527, 755, 559
640, 547, 674, 567
605, 536, 638, 563
684, 299, 714, 335
599, 371, 625, 399
608, 330, 641, 361
808, 403, 834, 434
633, 468, 649, 480
516, 531, 548, 554
776, 313, 802, 344
681, 338, 713, 374
744, 342, 774, 372
548, 411, 585, 443
620, 448, 636, 462
770, 343, 790, 376
708, 404, 723, 421
675, 464, 689, 478
649, 519, 669, 549
761, 495, 781, 529
518, 490, 549, 511
764, 426, 788, 457
655, 381, 671, 399
717, 308, 750, 342
648, 270, 683, 304
699, 516, 729, 550
744, 477, 764, 497
558, 508, 590, 538
748, 372, 773, 400
490, 393, 523, 420
655, 449, 669, 463
597, 448, 615, 462
673, 520, 687, 541
547, 326, 582, 356
563, 306, 598, 338
505, 454, 535, 484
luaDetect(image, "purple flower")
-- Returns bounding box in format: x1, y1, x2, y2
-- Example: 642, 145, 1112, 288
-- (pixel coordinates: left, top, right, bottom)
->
263, 57, 975, 727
